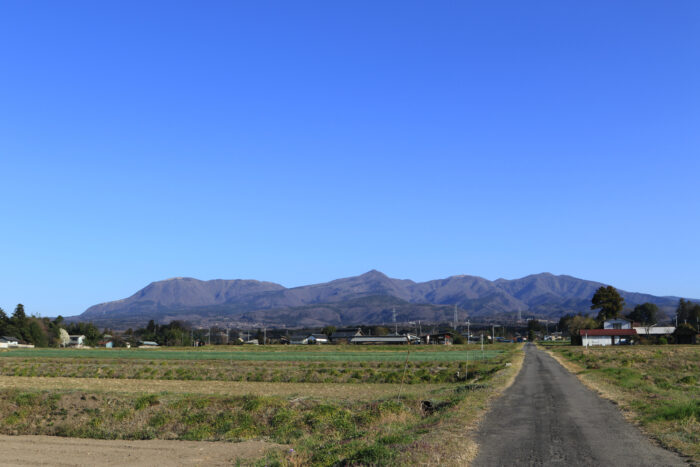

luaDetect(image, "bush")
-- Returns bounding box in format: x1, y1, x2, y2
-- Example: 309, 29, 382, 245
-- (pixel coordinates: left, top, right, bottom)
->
134, 394, 159, 410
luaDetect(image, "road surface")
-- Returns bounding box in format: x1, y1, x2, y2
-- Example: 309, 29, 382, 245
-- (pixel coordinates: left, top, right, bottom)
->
473, 344, 686, 466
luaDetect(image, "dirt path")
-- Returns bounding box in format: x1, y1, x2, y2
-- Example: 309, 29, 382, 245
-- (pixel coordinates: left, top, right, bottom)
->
0, 434, 286, 466
473, 344, 686, 466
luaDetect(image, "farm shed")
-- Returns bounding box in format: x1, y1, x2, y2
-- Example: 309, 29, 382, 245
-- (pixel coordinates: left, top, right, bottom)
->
580, 329, 637, 346
138, 341, 159, 348
307, 334, 329, 344
330, 328, 363, 344
289, 335, 310, 345
634, 326, 675, 336
350, 335, 410, 345
421, 332, 454, 345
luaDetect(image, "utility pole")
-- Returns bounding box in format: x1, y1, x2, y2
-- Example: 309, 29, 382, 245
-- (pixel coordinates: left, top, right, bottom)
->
466, 320, 471, 343
492, 324, 501, 344
454, 304, 458, 331
465, 342, 469, 381
263, 327, 266, 345
481, 334, 484, 359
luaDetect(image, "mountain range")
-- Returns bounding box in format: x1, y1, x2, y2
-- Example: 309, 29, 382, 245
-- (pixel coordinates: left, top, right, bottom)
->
72, 270, 688, 329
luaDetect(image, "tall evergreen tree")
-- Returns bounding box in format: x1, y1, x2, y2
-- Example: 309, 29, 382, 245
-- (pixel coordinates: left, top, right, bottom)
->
591, 286, 624, 322
626, 303, 658, 325
11, 304, 28, 339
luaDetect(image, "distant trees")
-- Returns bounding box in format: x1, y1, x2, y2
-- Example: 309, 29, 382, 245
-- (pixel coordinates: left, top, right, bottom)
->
676, 299, 700, 330
322, 326, 337, 337
591, 286, 624, 322
65, 322, 101, 346
626, 303, 658, 326
59, 328, 70, 347
558, 313, 597, 345
0, 304, 68, 347
527, 319, 543, 341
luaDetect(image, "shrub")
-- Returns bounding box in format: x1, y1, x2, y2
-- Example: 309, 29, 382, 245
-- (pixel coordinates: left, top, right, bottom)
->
134, 394, 159, 410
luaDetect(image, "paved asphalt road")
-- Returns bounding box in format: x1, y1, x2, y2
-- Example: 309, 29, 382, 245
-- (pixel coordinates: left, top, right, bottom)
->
473, 344, 687, 466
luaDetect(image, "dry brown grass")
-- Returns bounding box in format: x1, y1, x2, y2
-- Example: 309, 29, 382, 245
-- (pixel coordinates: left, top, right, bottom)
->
396, 344, 526, 466
0, 375, 447, 400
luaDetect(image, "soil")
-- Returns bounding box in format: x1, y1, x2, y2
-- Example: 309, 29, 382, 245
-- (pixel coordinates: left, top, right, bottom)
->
0, 434, 287, 466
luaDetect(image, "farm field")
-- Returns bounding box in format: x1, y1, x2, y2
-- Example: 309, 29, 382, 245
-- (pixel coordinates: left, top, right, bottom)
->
542, 344, 700, 463
0, 376, 449, 400
0, 344, 523, 466
0, 346, 502, 362
0, 346, 503, 385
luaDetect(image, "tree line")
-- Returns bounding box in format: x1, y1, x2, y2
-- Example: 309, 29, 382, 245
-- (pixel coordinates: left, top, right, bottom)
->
558, 286, 699, 343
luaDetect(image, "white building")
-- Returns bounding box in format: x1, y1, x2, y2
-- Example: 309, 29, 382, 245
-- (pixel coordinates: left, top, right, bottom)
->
68, 335, 86, 347
580, 328, 637, 346
603, 318, 632, 330
634, 326, 675, 336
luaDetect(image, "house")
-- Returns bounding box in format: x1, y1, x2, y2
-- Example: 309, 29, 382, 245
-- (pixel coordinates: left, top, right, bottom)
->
289, 334, 310, 345
98, 340, 114, 348
421, 332, 454, 345
308, 334, 329, 344
69, 335, 86, 347
603, 318, 632, 330
330, 328, 363, 344
244, 339, 259, 345
0, 336, 20, 348
580, 328, 637, 346
578, 318, 639, 346
350, 334, 410, 345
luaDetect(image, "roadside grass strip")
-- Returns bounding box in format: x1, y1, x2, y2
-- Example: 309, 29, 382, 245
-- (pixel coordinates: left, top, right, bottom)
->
544, 345, 700, 464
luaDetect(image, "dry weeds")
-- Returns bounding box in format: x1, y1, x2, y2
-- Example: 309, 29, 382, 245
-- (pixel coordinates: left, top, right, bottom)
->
0, 375, 447, 400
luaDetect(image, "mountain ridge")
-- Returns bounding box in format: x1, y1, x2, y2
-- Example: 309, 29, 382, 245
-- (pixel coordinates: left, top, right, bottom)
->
74, 271, 692, 328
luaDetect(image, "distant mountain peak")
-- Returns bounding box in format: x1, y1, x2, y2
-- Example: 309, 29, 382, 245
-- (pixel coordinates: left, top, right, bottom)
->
75, 271, 689, 328
359, 269, 388, 278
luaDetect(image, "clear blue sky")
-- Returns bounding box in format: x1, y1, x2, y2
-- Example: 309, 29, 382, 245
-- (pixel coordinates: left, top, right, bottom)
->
1, 1, 698, 318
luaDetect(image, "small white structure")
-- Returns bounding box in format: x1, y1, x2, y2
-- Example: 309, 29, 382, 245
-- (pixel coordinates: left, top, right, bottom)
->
69, 335, 86, 347
351, 335, 410, 345
634, 326, 676, 336
581, 329, 637, 346
0, 336, 20, 348
289, 335, 309, 345
138, 341, 159, 348
307, 334, 329, 345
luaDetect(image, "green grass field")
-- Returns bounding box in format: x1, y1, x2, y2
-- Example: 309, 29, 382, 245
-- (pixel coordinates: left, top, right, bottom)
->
0, 343, 523, 465
0, 346, 502, 362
